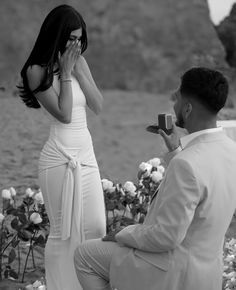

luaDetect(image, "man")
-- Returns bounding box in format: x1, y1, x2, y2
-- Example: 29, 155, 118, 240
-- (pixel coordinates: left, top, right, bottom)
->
74, 67, 236, 290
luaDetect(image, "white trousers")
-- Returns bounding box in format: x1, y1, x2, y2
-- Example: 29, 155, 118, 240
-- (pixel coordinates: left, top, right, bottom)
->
74, 239, 120, 290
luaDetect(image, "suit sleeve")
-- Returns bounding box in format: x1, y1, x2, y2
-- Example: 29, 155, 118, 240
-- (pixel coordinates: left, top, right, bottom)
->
163, 146, 182, 166
115, 157, 201, 252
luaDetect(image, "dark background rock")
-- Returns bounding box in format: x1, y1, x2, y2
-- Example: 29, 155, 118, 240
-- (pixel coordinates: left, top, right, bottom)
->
0, 0, 231, 97
216, 3, 236, 68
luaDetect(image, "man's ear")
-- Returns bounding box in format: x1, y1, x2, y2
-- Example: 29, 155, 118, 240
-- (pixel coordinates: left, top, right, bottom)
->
183, 102, 192, 120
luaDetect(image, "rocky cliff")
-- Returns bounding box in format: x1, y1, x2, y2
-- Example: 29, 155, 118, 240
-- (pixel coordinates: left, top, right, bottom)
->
216, 3, 236, 68
0, 0, 230, 95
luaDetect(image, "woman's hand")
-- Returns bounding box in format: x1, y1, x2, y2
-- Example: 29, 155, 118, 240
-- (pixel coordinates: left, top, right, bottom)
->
59, 40, 81, 78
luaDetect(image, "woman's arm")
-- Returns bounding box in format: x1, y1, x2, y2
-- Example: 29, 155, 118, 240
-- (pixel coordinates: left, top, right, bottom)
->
27, 65, 73, 123
26, 41, 80, 123
73, 56, 103, 115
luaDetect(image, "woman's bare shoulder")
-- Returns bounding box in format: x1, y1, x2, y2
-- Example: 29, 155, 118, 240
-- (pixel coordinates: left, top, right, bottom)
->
26, 65, 46, 91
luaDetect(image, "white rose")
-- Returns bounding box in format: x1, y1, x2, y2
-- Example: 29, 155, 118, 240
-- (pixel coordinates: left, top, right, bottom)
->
229, 239, 236, 247
9, 187, 17, 197
34, 191, 44, 204
157, 165, 165, 174
2, 189, 12, 199
25, 285, 34, 290
38, 286, 46, 290
101, 179, 114, 192
225, 255, 235, 263
224, 265, 229, 271
0, 213, 5, 223
151, 171, 163, 183
108, 186, 116, 194
32, 280, 42, 288
139, 162, 152, 172
226, 271, 236, 279
148, 158, 161, 168
30, 212, 42, 224
25, 188, 34, 198
123, 181, 136, 196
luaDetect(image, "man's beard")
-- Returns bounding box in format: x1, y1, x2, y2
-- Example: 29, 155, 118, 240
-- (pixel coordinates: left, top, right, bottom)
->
175, 112, 185, 128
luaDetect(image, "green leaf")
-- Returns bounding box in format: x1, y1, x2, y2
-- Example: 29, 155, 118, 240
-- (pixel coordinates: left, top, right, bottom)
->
11, 218, 19, 230
12, 238, 20, 248
9, 269, 18, 280
0, 230, 7, 241
18, 230, 31, 241
139, 214, 145, 224
4, 269, 9, 279
34, 234, 45, 246
8, 248, 16, 264
106, 201, 116, 211
6, 207, 17, 215
17, 213, 27, 224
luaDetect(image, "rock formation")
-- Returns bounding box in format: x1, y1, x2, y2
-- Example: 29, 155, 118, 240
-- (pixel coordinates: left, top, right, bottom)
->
0, 0, 230, 95
216, 3, 236, 68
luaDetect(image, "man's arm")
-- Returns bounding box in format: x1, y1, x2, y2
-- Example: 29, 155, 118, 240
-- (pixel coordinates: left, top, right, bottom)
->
115, 158, 201, 252
163, 146, 182, 165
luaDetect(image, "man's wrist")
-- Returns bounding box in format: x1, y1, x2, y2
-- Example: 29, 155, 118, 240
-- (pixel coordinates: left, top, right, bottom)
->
163, 146, 182, 166
169, 145, 182, 153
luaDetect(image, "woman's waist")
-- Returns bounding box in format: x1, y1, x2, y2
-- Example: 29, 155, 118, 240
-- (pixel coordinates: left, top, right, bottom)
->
48, 127, 93, 149
39, 137, 98, 170
50, 118, 88, 130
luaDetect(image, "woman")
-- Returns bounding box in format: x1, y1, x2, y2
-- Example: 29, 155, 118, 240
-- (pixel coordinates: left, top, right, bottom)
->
18, 5, 106, 290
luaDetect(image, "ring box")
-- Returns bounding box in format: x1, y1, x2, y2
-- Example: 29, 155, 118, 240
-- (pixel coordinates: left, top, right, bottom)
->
158, 114, 173, 130
146, 114, 173, 135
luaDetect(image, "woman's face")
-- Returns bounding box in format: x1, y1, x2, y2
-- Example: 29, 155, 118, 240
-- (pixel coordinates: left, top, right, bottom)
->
65, 28, 82, 50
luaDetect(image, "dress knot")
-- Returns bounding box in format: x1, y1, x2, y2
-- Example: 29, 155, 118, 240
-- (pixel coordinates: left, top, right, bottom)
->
68, 157, 77, 169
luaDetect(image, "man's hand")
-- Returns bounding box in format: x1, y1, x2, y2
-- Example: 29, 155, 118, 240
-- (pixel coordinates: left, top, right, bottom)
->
102, 228, 124, 242
158, 123, 182, 152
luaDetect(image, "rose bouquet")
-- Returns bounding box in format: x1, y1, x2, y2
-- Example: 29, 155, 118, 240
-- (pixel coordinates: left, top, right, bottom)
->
223, 238, 236, 289
0, 187, 49, 282
102, 158, 165, 233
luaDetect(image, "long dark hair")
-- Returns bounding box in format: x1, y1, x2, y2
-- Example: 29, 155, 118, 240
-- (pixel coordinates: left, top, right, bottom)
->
18, 4, 88, 108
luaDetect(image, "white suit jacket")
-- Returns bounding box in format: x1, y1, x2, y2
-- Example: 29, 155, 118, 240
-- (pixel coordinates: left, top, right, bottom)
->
109, 131, 236, 290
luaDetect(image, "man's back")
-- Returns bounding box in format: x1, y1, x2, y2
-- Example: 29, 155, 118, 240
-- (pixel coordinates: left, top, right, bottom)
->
114, 130, 236, 290
142, 130, 236, 290
178, 131, 236, 256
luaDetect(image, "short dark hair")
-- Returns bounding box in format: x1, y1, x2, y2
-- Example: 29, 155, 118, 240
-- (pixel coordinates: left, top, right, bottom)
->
18, 5, 87, 108
180, 67, 228, 113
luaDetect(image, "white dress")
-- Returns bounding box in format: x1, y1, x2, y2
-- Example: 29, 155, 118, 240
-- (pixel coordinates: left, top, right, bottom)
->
38, 74, 106, 290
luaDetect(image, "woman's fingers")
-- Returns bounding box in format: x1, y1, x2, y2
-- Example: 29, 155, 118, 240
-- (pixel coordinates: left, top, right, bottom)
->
67, 40, 77, 56
59, 40, 80, 74
68, 40, 80, 60
75, 47, 81, 60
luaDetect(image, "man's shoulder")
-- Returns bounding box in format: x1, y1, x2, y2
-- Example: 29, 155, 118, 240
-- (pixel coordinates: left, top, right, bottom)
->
171, 134, 236, 172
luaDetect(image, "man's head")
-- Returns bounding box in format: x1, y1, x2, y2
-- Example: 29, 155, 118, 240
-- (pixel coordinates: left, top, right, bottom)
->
173, 67, 228, 132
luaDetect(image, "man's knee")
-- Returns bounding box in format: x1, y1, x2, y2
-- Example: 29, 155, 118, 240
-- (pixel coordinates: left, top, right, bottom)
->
74, 243, 88, 271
